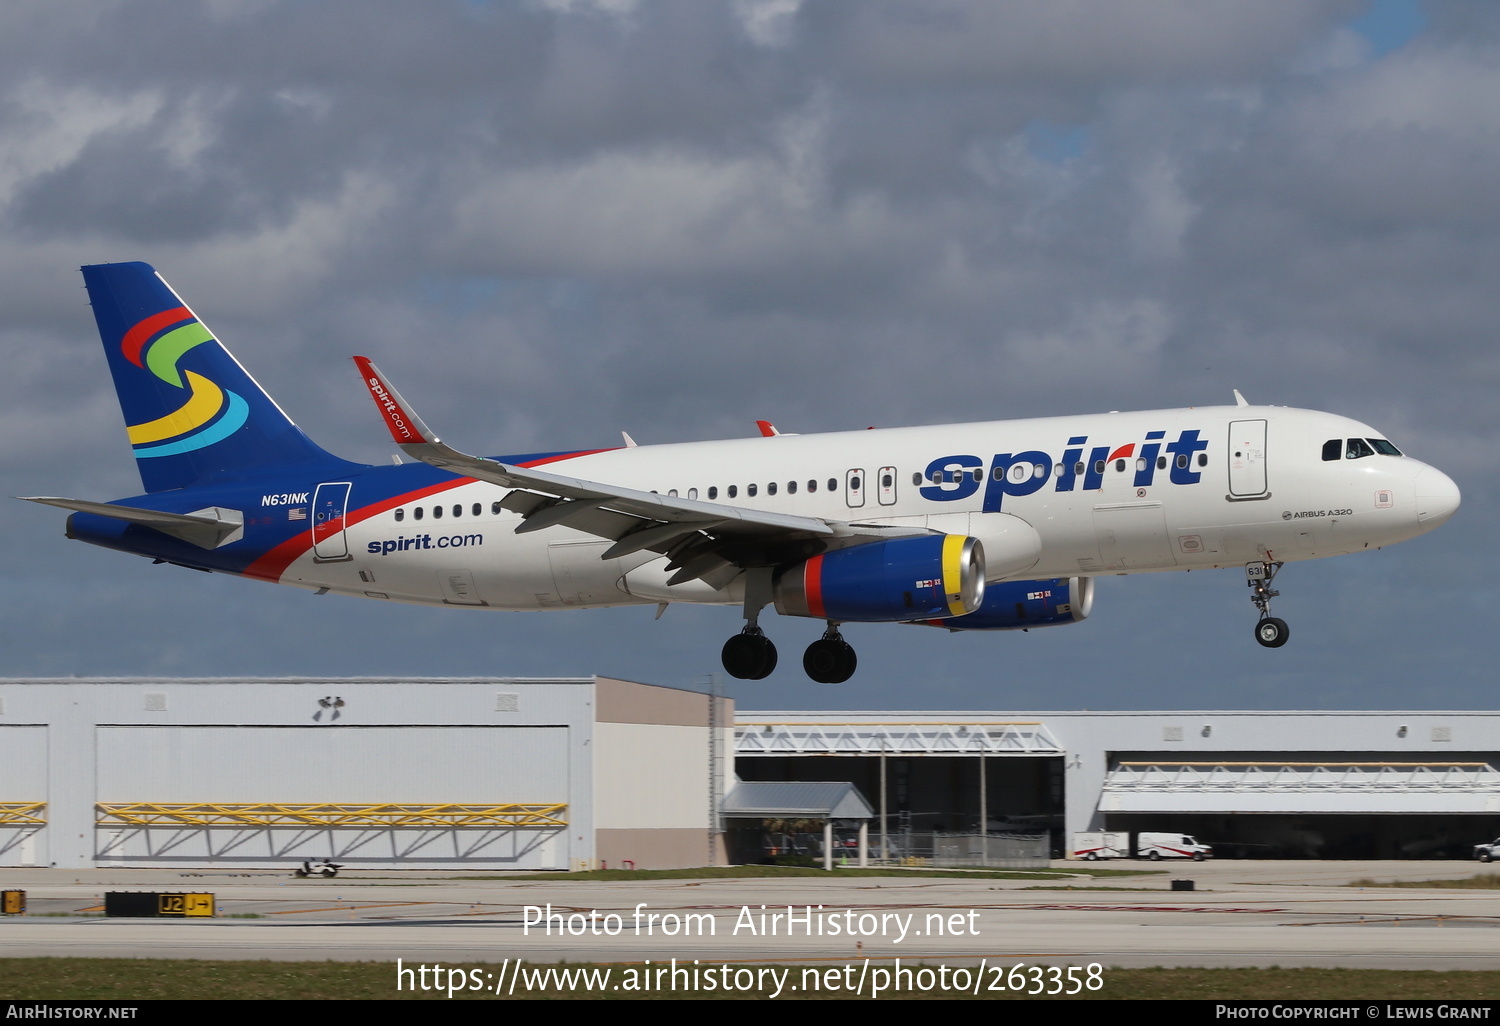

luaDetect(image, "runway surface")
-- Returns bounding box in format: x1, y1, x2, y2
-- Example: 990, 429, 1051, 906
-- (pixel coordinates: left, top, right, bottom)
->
2, 860, 1497, 970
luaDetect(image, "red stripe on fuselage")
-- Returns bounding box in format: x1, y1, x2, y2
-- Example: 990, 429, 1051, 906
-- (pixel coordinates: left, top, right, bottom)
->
240, 449, 621, 583
121, 307, 192, 367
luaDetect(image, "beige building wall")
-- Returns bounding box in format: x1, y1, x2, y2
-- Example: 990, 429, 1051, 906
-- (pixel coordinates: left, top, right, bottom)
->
592, 677, 732, 868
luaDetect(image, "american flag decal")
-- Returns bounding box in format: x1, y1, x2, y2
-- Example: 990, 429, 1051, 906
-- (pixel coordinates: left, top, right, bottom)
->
288, 508, 307, 521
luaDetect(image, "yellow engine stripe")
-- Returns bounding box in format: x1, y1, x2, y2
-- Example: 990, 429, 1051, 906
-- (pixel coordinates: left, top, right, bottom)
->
942, 534, 967, 616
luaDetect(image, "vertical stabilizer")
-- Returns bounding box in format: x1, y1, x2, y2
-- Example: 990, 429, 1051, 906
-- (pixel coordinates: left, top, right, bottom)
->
83, 261, 346, 493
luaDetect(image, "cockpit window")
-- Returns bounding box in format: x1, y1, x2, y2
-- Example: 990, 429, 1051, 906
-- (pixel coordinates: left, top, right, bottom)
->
1321, 439, 1341, 462
1367, 438, 1403, 456
1345, 438, 1375, 460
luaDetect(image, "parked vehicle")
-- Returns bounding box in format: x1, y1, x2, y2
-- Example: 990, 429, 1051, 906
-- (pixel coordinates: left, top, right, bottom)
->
1474, 838, 1500, 863
1136, 832, 1212, 861
1070, 832, 1129, 860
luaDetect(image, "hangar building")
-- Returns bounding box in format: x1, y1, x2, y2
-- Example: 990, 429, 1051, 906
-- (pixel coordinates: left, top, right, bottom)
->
0, 677, 730, 871
2, 677, 1497, 867
737, 711, 1500, 859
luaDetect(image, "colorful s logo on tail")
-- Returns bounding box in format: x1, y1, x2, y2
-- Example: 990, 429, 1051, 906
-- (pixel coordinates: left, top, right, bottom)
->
83, 262, 335, 493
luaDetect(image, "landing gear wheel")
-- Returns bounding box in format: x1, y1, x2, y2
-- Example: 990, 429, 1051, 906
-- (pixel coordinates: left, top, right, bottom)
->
1254, 616, 1290, 648
804, 638, 857, 684
722, 629, 777, 680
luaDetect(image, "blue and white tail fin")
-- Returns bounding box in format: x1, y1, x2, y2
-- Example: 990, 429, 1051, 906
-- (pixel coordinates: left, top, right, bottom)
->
83, 261, 346, 493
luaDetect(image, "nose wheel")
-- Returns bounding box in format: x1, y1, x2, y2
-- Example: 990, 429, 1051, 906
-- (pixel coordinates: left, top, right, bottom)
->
722, 626, 778, 679
1247, 561, 1290, 648
803, 624, 857, 684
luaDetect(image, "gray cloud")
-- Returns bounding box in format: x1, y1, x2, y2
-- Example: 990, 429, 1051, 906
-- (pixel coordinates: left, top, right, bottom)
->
0, 0, 1493, 709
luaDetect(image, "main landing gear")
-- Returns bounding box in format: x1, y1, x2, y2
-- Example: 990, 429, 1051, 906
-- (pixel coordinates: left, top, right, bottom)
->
803, 624, 857, 685
722, 626, 777, 680
719, 569, 860, 682
1247, 560, 1289, 648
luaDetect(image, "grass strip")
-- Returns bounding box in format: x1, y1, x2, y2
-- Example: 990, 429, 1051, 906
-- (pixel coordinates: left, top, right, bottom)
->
447, 865, 1158, 882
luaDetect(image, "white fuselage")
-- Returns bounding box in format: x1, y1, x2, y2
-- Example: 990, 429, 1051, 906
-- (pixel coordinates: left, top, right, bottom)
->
278, 404, 1459, 613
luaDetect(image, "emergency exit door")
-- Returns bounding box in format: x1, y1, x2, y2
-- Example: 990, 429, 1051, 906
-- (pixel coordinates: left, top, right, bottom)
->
312, 482, 352, 561
1228, 420, 1268, 498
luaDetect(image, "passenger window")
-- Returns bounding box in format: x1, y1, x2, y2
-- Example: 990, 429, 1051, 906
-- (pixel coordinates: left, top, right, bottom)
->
1136, 458, 1147, 472
1322, 439, 1341, 462
433, 505, 442, 519
748, 483, 758, 497
395, 509, 405, 523
1157, 456, 1167, 470
728, 485, 737, 498
912, 472, 922, 486
1074, 462, 1085, 475
453, 504, 462, 517
687, 488, 698, 499
847, 478, 859, 492
882, 474, 893, 488
1176, 454, 1187, 469
491, 501, 502, 515
1114, 459, 1125, 472
828, 478, 837, 491
414, 507, 424, 521
807, 480, 816, 493
1197, 453, 1208, 467
1093, 460, 1105, 475
1346, 438, 1375, 460
768, 482, 777, 496
472, 503, 481, 516
787, 481, 798, 494
707, 486, 717, 500
668, 489, 678, 497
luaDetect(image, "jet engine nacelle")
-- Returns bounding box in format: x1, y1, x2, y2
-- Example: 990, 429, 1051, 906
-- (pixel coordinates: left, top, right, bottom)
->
775, 534, 985, 622
916, 576, 1093, 631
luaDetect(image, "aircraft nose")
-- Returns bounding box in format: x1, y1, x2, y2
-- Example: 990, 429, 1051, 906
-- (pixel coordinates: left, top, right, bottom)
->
1414, 465, 1461, 528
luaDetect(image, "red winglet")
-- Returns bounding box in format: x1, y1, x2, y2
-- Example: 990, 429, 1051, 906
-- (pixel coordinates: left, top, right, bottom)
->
755, 420, 779, 437
353, 355, 430, 445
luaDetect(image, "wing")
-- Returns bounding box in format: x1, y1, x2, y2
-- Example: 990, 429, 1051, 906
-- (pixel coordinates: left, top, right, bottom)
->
353, 357, 918, 586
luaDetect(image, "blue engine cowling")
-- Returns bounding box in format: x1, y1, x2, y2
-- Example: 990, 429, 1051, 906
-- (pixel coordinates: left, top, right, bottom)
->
913, 576, 1093, 630
775, 534, 985, 622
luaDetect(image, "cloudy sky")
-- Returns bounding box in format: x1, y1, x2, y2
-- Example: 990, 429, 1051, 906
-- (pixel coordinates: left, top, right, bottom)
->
1, 0, 1493, 711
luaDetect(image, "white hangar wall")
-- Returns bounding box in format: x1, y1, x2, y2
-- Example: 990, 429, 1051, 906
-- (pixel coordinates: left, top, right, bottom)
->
0, 677, 730, 871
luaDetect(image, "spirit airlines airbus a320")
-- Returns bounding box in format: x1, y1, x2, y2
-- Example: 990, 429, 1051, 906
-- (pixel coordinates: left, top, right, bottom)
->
27, 262, 1461, 683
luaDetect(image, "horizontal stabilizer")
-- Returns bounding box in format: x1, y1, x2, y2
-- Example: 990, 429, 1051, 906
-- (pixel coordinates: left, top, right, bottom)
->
21, 497, 243, 549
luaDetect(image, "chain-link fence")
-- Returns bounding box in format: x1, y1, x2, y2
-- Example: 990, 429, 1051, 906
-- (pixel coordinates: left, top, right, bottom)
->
874, 832, 1050, 868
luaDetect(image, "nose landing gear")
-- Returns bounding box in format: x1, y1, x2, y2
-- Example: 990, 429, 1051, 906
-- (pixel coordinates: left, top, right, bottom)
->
803, 623, 857, 684
1247, 561, 1289, 648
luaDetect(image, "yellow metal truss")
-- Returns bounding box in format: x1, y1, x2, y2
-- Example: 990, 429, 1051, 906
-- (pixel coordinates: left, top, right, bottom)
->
95, 802, 568, 828
0, 803, 45, 825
